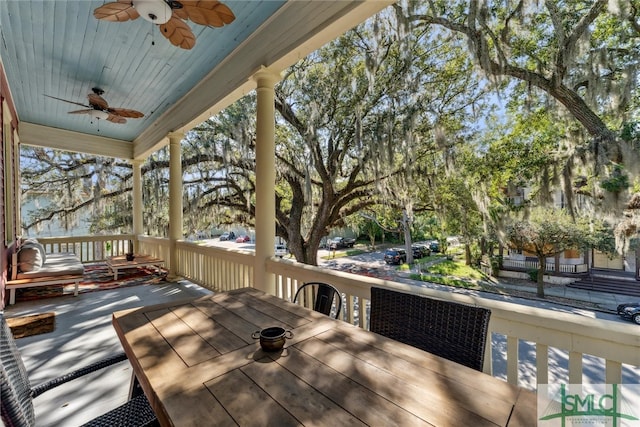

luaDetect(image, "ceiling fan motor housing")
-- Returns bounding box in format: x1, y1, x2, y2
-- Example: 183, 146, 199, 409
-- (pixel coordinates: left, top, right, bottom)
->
133, 0, 172, 24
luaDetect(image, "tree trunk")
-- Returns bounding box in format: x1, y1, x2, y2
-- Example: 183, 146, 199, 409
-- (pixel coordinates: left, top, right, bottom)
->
537, 256, 546, 298
402, 210, 413, 264
465, 243, 471, 265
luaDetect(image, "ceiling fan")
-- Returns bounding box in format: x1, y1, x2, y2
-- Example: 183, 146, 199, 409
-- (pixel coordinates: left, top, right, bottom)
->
45, 87, 144, 124
93, 0, 235, 50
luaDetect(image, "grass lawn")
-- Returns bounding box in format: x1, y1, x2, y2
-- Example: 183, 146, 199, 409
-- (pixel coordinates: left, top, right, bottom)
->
409, 258, 491, 290
320, 248, 367, 260
424, 259, 486, 279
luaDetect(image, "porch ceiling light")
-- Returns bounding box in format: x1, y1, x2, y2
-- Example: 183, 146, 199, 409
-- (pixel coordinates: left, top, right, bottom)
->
133, 0, 172, 24
90, 110, 110, 121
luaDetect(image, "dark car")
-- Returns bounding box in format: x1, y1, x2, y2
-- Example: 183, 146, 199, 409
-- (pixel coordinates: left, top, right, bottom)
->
219, 231, 236, 241
617, 302, 640, 325
428, 240, 440, 253
412, 244, 430, 259
384, 248, 407, 265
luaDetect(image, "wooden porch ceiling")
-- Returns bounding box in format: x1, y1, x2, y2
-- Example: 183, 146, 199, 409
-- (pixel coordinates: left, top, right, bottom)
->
0, 1, 392, 160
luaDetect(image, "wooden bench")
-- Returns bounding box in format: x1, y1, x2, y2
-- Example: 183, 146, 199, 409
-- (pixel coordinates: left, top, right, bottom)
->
6, 243, 84, 305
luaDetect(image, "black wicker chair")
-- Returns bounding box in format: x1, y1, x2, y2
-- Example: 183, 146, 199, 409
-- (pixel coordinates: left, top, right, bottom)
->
0, 313, 157, 427
369, 287, 491, 371
293, 282, 343, 319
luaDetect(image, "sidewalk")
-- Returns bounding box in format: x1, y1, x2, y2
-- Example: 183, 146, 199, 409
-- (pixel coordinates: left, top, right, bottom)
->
488, 279, 630, 312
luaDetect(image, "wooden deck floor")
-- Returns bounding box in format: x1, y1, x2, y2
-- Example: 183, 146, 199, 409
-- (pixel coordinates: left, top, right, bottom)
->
3, 278, 212, 427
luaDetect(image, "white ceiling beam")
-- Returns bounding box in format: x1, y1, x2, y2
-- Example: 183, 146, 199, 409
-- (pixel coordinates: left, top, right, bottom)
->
19, 122, 133, 159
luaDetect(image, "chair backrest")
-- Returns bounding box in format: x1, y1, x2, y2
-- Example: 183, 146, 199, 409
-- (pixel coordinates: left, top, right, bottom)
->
1, 313, 36, 427
293, 282, 342, 319
369, 287, 491, 371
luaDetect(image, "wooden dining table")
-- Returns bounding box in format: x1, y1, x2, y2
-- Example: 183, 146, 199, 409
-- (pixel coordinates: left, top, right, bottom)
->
112, 287, 537, 427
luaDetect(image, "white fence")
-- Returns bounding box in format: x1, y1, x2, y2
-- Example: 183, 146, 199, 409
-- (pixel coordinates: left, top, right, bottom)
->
502, 258, 588, 274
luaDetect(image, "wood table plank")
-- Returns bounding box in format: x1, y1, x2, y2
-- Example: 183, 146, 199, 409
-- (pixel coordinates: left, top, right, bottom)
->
205, 368, 301, 426
241, 358, 368, 426
202, 292, 303, 330
171, 303, 248, 354
146, 307, 221, 366
161, 384, 238, 427
295, 337, 502, 427
191, 297, 270, 341
313, 326, 518, 424
506, 389, 538, 427
230, 290, 315, 327
275, 345, 432, 426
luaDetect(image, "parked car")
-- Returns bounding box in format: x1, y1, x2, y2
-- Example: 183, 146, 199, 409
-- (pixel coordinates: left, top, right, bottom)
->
275, 244, 288, 258
617, 302, 640, 325
235, 235, 251, 243
384, 248, 407, 265
219, 231, 236, 241
412, 244, 430, 258
428, 240, 440, 252
328, 236, 356, 249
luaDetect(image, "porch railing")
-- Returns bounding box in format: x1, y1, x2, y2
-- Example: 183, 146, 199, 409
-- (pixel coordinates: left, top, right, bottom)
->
29, 234, 640, 391
267, 257, 639, 389
37, 234, 135, 262
502, 258, 589, 274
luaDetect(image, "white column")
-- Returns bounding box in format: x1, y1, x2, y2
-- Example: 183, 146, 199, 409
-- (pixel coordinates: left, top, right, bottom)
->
131, 159, 143, 252
13, 130, 21, 239
168, 132, 184, 279
253, 68, 280, 295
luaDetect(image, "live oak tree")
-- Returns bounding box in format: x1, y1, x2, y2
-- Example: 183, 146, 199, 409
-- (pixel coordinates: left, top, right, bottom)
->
407, 0, 640, 215
20, 148, 133, 235
188, 9, 487, 265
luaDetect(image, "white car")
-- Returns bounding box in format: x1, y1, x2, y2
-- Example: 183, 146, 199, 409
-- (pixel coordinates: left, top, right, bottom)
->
275, 244, 288, 258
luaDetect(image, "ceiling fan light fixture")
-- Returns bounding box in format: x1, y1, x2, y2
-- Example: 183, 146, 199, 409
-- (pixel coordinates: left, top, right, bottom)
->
90, 110, 110, 121
133, 0, 172, 24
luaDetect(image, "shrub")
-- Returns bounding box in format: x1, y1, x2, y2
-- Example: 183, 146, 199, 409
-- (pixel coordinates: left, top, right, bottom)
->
489, 255, 503, 276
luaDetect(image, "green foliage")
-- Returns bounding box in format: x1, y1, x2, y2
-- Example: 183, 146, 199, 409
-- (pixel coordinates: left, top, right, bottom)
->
409, 273, 474, 289
489, 254, 503, 275
600, 165, 630, 193
398, 263, 411, 271
527, 269, 539, 282
505, 208, 589, 258
320, 248, 365, 260
585, 219, 616, 256
620, 122, 639, 142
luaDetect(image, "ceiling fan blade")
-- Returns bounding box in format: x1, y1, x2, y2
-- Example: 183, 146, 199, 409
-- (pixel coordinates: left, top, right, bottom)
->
88, 93, 110, 110
45, 94, 91, 109
67, 109, 94, 115
107, 107, 144, 118
177, 1, 235, 27
94, 1, 140, 22
159, 16, 196, 50
107, 114, 127, 124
